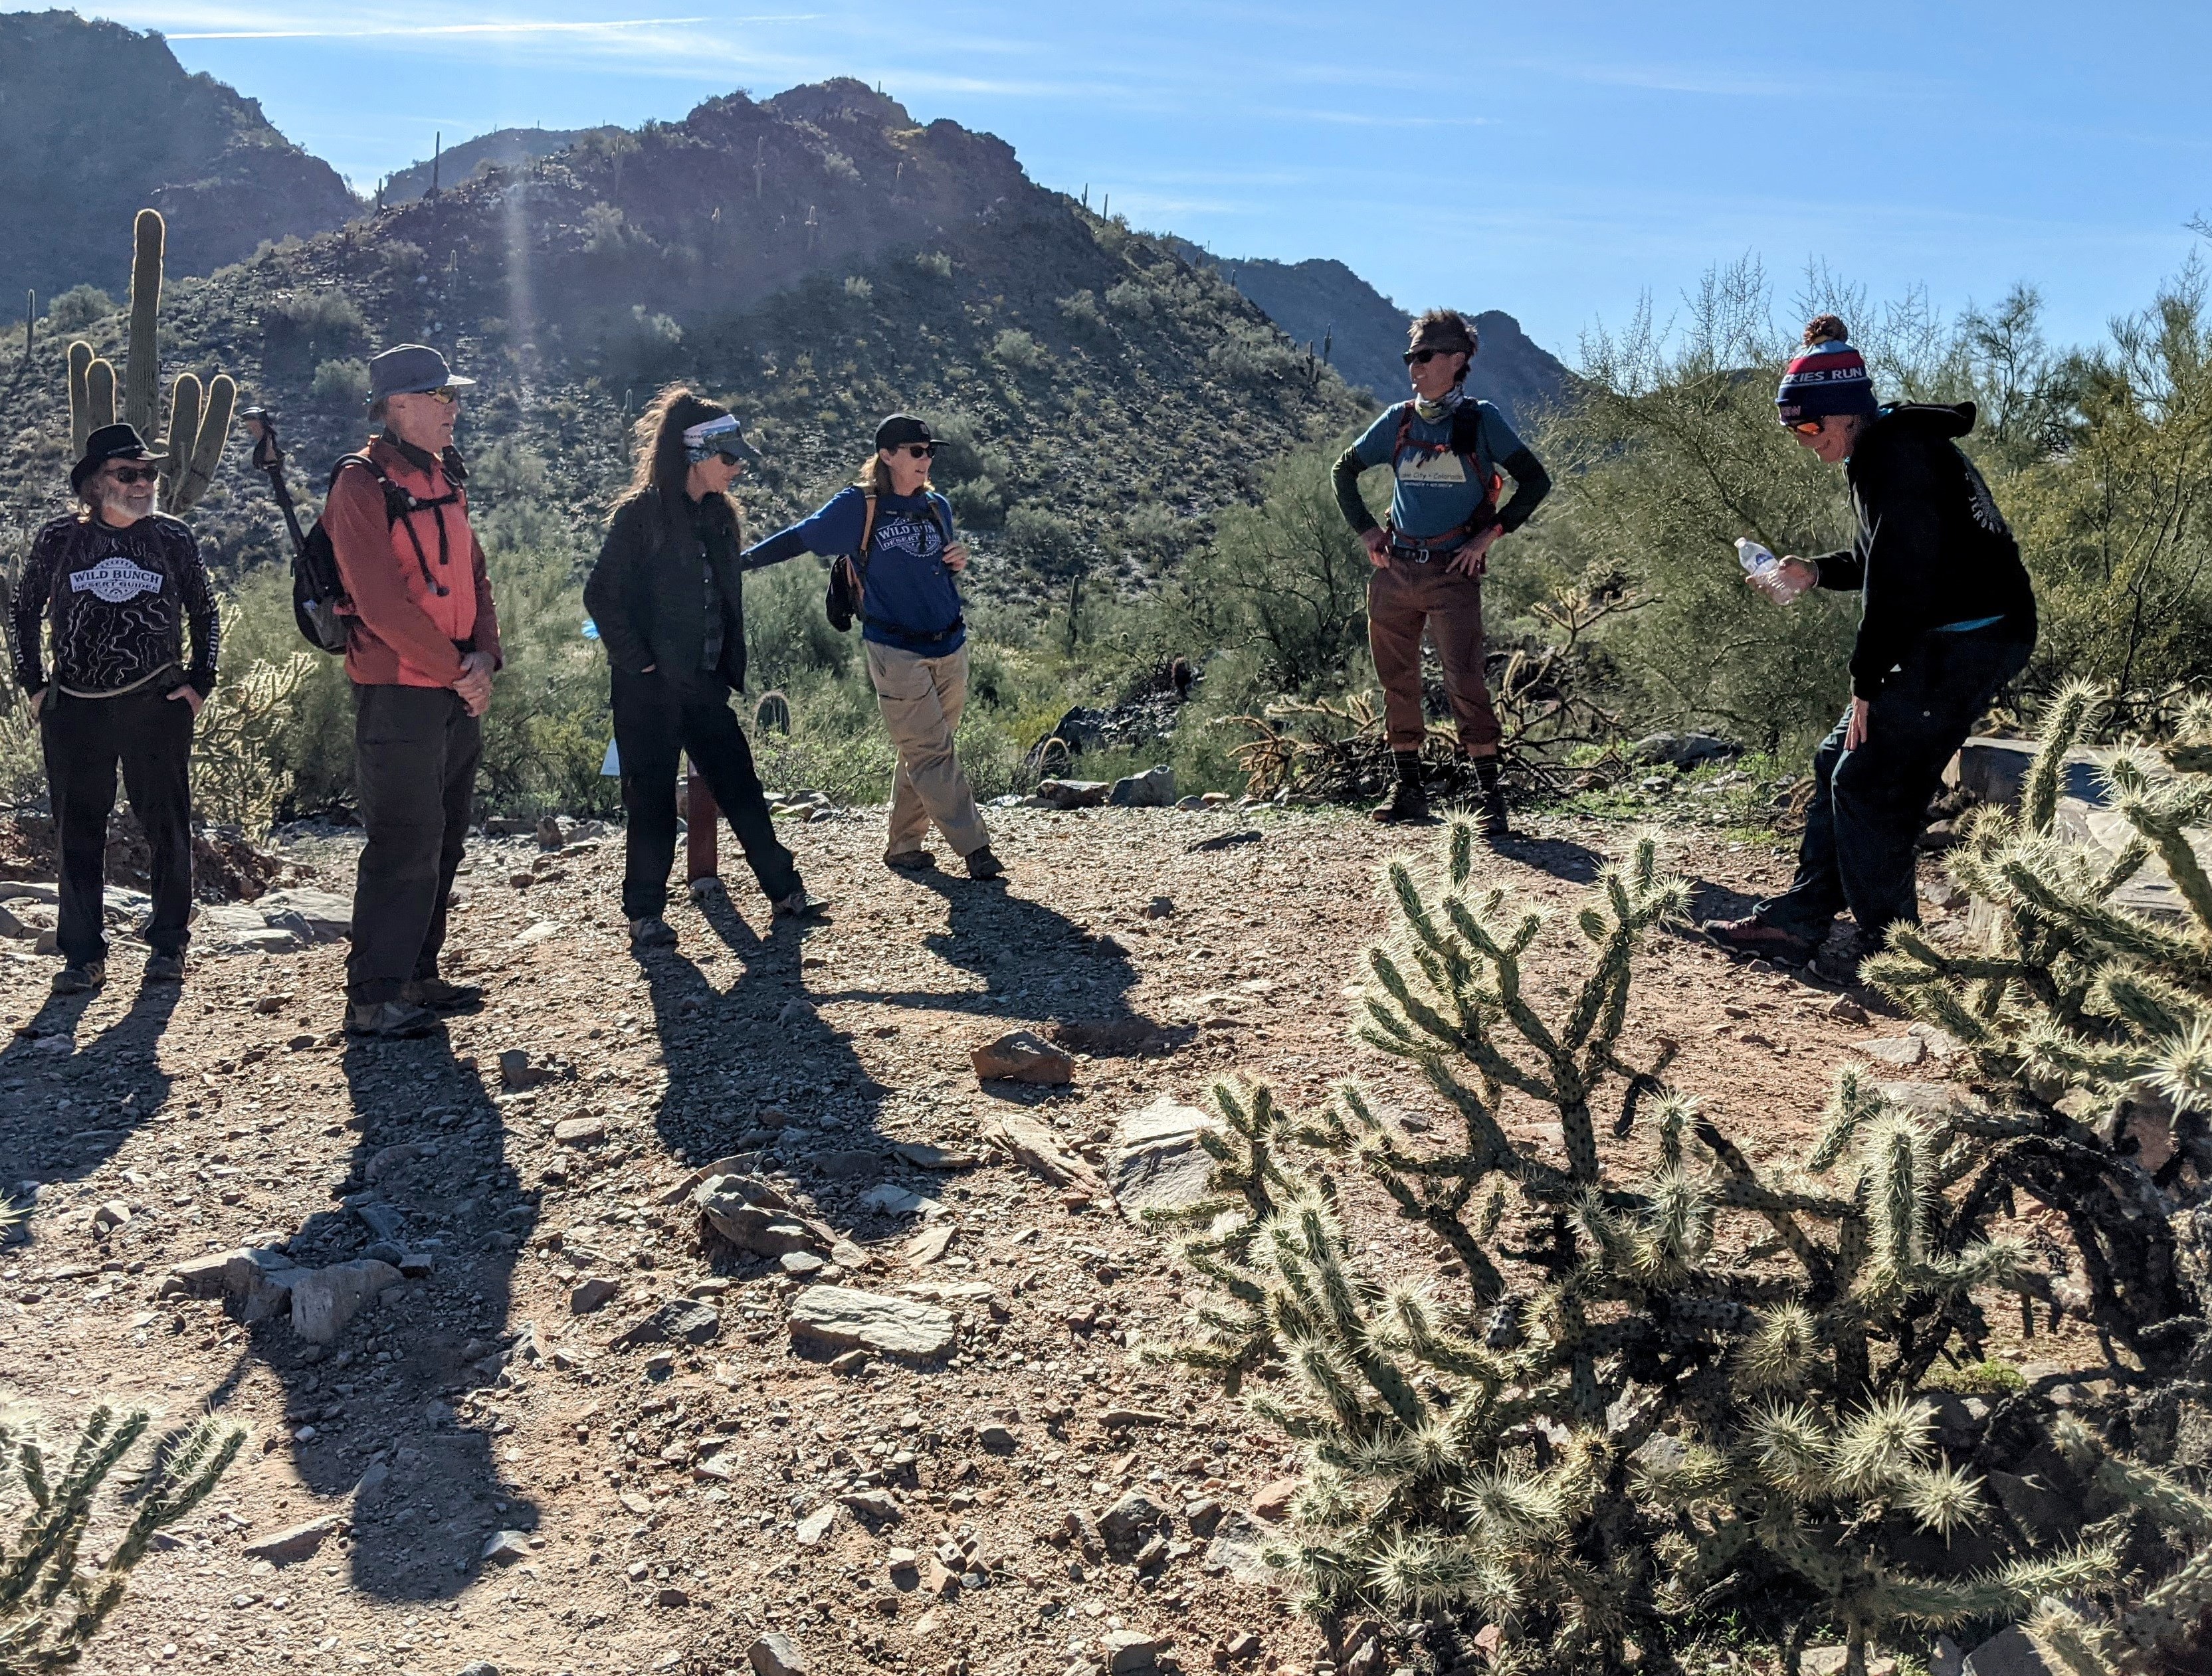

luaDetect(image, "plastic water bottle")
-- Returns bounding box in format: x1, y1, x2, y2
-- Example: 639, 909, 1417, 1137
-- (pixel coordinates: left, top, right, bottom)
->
1736, 537, 1801, 601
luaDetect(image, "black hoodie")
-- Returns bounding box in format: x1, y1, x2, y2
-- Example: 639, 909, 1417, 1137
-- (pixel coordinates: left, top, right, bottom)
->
1813, 403, 2036, 700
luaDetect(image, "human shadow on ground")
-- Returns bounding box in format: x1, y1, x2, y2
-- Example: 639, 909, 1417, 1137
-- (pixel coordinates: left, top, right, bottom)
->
1496, 834, 1607, 886
0, 976, 178, 1254
243, 1022, 541, 1602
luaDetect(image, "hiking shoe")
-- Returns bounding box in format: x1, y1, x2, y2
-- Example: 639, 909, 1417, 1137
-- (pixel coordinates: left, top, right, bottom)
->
1478, 786, 1512, 840
884, 849, 936, 872
772, 888, 827, 919
142, 953, 185, 984
401, 975, 482, 1010
1813, 928, 1884, 988
964, 846, 1006, 881
1705, 915, 1818, 967
51, 961, 106, 995
1371, 780, 1430, 824
346, 1000, 439, 1039
629, 916, 679, 950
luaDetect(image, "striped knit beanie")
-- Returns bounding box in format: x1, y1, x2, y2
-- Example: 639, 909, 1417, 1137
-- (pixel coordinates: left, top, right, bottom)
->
1775, 315, 1878, 424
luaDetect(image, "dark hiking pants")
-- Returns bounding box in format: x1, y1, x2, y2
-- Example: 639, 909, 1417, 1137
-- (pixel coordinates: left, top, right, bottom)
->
41, 685, 194, 966
611, 670, 799, 920
1758, 629, 2032, 944
348, 683, 480, 1004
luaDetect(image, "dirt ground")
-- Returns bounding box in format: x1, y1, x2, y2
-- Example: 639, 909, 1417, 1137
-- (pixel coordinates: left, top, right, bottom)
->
0, 801, 2072, 1676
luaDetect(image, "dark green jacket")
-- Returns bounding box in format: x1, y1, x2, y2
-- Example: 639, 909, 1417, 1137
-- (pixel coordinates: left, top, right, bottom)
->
584, 488, 779, 698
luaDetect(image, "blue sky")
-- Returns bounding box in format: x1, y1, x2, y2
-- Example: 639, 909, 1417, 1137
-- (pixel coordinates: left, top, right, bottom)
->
84, 0, 2212, 359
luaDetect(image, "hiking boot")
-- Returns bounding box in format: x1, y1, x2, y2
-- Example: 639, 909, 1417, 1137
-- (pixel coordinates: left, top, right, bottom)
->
884, 849, 936, 872
964, 846, 1006, 881
1478, 785, 1512, 840
629, 916, 679, 950
1704, 915, 1818, 967
50, 961, 106, 995
772, 887, 827, 919
1371, 779, 1430, 824
142, 953, 185, 984
1813, 927, 1884, 988
401, 975, 482, 1010
346, 1000, 439, 1039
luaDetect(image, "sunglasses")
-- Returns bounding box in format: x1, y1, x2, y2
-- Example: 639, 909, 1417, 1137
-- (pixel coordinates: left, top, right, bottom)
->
1403, 347, 1457, 366
1787, 419, 1825, 436
893, 443, 937, 460
105, 464, 161, 486
397, 387, 460, 405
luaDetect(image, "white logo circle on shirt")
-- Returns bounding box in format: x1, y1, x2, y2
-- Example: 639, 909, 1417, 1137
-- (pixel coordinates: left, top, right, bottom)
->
68, 555, 165, 603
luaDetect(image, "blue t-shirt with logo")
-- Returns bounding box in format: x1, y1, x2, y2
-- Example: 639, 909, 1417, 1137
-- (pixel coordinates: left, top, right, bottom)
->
1348, 399, 1526, 541
756, 486, 965, 654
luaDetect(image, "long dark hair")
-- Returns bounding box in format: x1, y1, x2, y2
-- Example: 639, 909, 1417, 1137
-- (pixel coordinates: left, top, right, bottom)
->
619, 383, 738, 536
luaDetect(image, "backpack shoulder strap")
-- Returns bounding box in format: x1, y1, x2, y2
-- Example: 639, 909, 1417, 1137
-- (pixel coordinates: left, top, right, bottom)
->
855, 492, 878, 571
327, 452, 407, 524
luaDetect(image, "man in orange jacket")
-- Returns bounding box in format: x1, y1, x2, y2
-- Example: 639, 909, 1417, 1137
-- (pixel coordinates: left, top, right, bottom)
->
324, 345, 501, 1038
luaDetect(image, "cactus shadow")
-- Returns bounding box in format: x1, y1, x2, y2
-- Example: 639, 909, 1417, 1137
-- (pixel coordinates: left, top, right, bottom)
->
247, 1028, 540, 1602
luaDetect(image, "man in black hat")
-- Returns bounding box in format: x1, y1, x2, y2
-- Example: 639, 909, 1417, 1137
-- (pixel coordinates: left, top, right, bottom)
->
323, 343, 501, 1038
9, 422, 219, 993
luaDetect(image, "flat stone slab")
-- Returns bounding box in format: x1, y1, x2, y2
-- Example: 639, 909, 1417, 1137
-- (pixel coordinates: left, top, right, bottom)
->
290, 1258, 401, 1345
1109, 1096, 1223, 1222
243, 1515, 344, 1565
787, 1284, 956, 1360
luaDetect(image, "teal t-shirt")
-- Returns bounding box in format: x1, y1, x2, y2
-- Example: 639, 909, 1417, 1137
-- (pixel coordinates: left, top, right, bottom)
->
1349, 398, 1526, 540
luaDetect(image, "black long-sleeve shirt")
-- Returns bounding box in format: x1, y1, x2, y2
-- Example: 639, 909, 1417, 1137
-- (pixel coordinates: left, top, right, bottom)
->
11, 511, 219, 699
1811, 403, 2036, 699
584, 488, 779, 697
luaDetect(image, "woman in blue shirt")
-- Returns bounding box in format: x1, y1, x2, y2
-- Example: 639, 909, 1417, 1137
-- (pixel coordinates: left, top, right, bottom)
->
744, 415, 1003, 879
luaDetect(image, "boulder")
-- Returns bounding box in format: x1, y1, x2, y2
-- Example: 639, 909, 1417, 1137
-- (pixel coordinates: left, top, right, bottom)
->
254, 888, 353, 943
1108, 1096, 1223, 1222
1099, 1489, 1169, 1545
164, 1251, 232, 1300
983, 1112, 1104, 1194
570, 1277, 619, 1313
223, 1247, 302, 1323
1630, 731, 1740, 769
1108, 765, 1177, 807
696, 1174, 839, 1258
1961, 1627, 2054, 1676
1104, 1631, 1161, 1673
787, 1285, 957, 1360
1203, 1510, 1270, 1582
971, 1030, 1074, 1084
290, 1259, 403, 1345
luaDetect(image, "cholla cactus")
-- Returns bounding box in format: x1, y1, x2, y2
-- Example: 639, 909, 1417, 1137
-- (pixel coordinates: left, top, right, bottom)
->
1864, 684, 2212, 1376
0, 1404, 246, 1669
1153, 821, 2131, 1675
62, 211, 234, 516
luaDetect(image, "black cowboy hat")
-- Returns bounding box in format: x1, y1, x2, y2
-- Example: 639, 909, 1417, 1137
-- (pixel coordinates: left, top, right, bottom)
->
70, 422, 167, 494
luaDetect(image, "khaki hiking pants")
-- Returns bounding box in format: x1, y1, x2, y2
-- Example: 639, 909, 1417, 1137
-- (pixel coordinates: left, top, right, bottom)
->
1367, 558, 1501, 755
865, 640, 991, 860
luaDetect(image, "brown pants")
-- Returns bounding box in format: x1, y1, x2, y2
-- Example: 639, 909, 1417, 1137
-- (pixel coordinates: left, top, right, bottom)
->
865, 640, 991, 859
1367, 558, 1500, 754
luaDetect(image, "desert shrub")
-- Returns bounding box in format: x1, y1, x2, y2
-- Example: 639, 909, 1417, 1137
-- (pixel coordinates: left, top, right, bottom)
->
44, 285, 115, 332
1104, 278, 1154, 320
1152, 814, 2209, 1672
744, 554, 853, 692
1209, 321, 1302, 386
914, 250, 954, 280
820, 149, 861, 184
602, 306, 685, 386
310, 357, 369, 409
262, 288, 365, 368
843, 275, 874, 302
991, 328, 1044, 370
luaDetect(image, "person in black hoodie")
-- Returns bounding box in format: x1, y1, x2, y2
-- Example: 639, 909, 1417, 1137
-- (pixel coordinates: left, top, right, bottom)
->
1706, 317, 2036, 982
583, 386, 821, 949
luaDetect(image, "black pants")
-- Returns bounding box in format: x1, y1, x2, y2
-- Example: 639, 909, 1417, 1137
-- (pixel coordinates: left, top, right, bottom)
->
611, 670, 798, 919
349, 684, 480, 1004
1760, 630, 2032, 942
40, 685, 195, 966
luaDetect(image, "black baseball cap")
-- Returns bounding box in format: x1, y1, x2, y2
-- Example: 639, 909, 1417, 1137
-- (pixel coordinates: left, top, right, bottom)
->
874, 413, 936, 451
70, 422, 167, 493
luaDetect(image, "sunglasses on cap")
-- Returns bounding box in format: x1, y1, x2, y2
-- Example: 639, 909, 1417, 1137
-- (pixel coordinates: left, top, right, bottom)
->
892, 443, 938, 459
105, 464, 161, 486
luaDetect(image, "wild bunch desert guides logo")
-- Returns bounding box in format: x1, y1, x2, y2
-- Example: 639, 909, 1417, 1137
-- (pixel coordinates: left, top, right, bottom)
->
68, 554, 165, 603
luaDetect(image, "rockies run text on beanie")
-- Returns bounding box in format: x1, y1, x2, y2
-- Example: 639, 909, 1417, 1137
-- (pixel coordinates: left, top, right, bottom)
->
1775, 315, 1878, 424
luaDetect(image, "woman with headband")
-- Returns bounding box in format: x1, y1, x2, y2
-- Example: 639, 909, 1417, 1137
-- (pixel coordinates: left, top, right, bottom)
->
584, 385, 823, 948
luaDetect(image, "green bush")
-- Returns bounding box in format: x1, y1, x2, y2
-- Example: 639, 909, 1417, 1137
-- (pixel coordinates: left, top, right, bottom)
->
310, 357, 370, 409
45, 284, 116, 332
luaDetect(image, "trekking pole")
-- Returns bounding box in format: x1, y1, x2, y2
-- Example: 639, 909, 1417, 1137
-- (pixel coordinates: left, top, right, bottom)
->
241, 407, 308, 557
685, 755, 720, 887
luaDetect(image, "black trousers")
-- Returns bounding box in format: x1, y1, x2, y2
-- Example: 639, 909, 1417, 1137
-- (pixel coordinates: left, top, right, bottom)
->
349, 684, 480, 1004
40, 685, 195, 966
611, 670, 798, 918
1760, 630, 2032, 942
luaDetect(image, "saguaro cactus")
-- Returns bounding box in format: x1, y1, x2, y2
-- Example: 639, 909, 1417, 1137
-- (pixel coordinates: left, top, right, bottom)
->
62, 209, 234, 515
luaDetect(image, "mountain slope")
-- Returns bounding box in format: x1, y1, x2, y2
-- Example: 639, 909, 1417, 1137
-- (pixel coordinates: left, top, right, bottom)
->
0, 78, 1369, 603
0, 11, 361, 301
1199, 250, 1575, 430
382, 126, 619, 204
